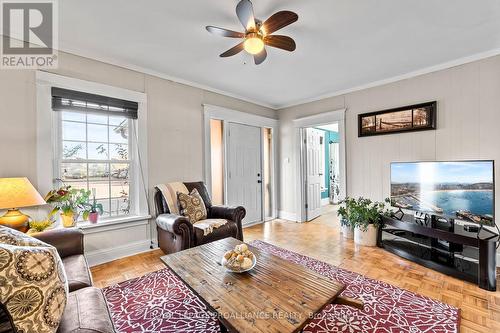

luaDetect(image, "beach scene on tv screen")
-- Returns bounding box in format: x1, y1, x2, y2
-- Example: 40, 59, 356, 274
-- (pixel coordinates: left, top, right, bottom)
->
391, 161, 494, 224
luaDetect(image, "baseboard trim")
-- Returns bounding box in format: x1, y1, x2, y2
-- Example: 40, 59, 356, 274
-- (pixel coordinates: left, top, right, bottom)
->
321, 198, 330, 206
278, 210, 298, 222
86, 239, 153, 267
243, 220, 265, 228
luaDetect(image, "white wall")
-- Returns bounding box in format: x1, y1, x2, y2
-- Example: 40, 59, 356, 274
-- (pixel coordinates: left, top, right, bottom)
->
277, 54, 500, 259
0, 50, 276, 265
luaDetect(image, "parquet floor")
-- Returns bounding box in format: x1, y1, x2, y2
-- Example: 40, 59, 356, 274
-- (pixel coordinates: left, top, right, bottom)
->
91, 206, 500, 332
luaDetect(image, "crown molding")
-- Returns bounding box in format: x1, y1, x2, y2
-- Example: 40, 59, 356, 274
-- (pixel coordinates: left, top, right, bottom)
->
277, 48, 500, 110
45, 37, 500, 111
55, 41, 278, 110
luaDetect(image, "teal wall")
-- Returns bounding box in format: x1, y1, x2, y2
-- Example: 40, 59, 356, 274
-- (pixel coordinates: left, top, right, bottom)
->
314, 129, 339, 199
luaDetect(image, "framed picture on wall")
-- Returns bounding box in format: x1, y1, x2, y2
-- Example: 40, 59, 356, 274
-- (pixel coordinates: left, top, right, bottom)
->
358, 101, 437, 137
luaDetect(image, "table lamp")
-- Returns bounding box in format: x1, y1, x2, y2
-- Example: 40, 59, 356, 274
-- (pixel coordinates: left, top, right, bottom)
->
0, 177, 46, 232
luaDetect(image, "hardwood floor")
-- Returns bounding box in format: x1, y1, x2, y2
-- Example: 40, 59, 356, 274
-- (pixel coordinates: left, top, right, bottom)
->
91, 205, 500, 332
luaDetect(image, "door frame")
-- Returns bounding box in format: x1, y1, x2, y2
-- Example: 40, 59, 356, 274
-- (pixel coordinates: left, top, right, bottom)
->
203, 104, 279, 223
293, 109, 347, 222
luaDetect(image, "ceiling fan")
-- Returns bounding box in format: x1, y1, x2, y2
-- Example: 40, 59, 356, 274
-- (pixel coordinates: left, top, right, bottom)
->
206, 0, 298, 65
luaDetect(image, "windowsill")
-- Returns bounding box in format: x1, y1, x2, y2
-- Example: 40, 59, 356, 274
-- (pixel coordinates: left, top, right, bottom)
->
78, 214, 152, 231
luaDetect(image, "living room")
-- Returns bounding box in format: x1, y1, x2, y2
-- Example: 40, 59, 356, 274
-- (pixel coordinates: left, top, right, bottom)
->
1, 1, 499, 332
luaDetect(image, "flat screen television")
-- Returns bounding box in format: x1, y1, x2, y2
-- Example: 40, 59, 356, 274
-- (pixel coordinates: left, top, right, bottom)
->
390, 161, 495, 226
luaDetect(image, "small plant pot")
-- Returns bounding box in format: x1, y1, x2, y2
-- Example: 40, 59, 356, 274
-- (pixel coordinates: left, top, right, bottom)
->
341, 224, 354, 239
354, 224, 378, 246
60, 212, 76, 228
88, 212, 99, 224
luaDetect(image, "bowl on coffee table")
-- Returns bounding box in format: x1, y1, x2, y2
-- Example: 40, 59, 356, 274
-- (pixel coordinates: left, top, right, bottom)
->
221, 243, 257, 273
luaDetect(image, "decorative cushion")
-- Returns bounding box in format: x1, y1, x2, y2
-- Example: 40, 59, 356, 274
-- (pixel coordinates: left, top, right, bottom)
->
0, 226, 68, 333
178, 188, 207, 223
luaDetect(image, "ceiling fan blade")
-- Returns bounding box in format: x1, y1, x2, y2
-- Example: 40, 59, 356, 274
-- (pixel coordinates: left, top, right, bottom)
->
220, 42, 245, 57
261, 11, 298, 35
206, 26, 245, 38
236, 0, 256, 32
254, 48, 267, 65
264, 35, 296, 52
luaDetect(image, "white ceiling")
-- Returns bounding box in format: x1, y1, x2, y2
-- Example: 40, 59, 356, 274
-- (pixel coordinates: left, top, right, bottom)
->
58, 0, 500, 109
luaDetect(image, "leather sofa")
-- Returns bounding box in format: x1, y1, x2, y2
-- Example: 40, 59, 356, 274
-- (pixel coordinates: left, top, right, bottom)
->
155, 181, 246, 254
0, 228, 115, 333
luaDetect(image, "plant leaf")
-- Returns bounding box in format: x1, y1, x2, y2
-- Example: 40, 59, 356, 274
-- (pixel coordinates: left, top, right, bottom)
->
48, 207, 59, 217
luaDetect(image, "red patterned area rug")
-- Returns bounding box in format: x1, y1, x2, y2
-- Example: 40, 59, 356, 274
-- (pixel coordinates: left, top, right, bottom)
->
103, 240, 460, 333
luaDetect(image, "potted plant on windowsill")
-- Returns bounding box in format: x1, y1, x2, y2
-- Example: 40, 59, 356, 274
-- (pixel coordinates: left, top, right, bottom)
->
45, 185, 92, 227
88, 189, 103, 224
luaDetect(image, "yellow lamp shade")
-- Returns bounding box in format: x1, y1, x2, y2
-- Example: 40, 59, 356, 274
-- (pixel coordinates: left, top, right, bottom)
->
0, 178, 46, 232
0, 177, 46, 210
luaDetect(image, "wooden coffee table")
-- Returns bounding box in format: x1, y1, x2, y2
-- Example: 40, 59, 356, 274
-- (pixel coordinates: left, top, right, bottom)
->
161, 238, 353, 333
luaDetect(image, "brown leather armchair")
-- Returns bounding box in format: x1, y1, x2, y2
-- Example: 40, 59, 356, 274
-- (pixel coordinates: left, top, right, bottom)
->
154, 181, 245, 254
0, 228, 115, 333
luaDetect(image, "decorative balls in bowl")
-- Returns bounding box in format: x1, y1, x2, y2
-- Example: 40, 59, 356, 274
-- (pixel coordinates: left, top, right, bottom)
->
221, 243, 256, 273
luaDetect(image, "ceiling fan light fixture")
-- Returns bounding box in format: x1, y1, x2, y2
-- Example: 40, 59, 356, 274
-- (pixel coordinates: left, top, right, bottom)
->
243, 33, 264, 55
206, 0, 298, 63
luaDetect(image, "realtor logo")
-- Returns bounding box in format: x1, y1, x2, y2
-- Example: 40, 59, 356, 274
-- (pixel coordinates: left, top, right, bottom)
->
1, 0, 58, 68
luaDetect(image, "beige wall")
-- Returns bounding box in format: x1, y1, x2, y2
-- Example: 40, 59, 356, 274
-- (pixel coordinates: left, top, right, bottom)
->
277, 55, 500, 234
0, 70, 37, 181
3, 45, 500, 261
0, 50, 276, 265
0, 51, 277, 186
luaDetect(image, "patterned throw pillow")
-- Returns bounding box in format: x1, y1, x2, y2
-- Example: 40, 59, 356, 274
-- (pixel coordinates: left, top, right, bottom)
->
178, 188, 207, 223
0, 226, 68, 333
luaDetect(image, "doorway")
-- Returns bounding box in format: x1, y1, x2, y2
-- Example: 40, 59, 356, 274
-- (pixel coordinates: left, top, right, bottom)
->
303, 123, 342, 221
293, 109, 346, 222
204, 105, 278, 226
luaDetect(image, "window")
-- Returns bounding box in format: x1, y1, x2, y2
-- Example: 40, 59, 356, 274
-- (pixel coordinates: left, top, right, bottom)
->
52, 88, 139, 219
210, 119, 224, 205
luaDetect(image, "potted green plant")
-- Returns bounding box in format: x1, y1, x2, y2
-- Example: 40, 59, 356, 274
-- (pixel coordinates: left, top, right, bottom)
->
88, 189, 103, 224
337, 197, 356, 239
350, 197, 390, 246
45, 185, 92, 227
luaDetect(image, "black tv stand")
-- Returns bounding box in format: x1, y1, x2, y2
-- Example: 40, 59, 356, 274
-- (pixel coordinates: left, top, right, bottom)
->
378, 214, 498, 291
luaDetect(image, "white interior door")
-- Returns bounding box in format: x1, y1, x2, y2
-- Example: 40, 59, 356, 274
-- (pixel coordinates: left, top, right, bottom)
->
227, 123, 262, 225
305, 128, 323, 221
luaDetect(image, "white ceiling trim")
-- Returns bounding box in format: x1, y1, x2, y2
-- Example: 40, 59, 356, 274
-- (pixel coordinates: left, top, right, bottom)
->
279, 47, 500, 110
58, 41, 500, 111
57, 41, 277, 110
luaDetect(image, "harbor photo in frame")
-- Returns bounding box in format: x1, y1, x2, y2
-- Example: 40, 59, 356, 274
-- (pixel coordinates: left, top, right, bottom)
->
358, 101, 436, 137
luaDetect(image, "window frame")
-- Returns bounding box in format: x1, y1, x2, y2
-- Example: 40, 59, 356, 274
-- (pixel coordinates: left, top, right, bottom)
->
36, 71, 149, 225
53, 110, 136, 219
